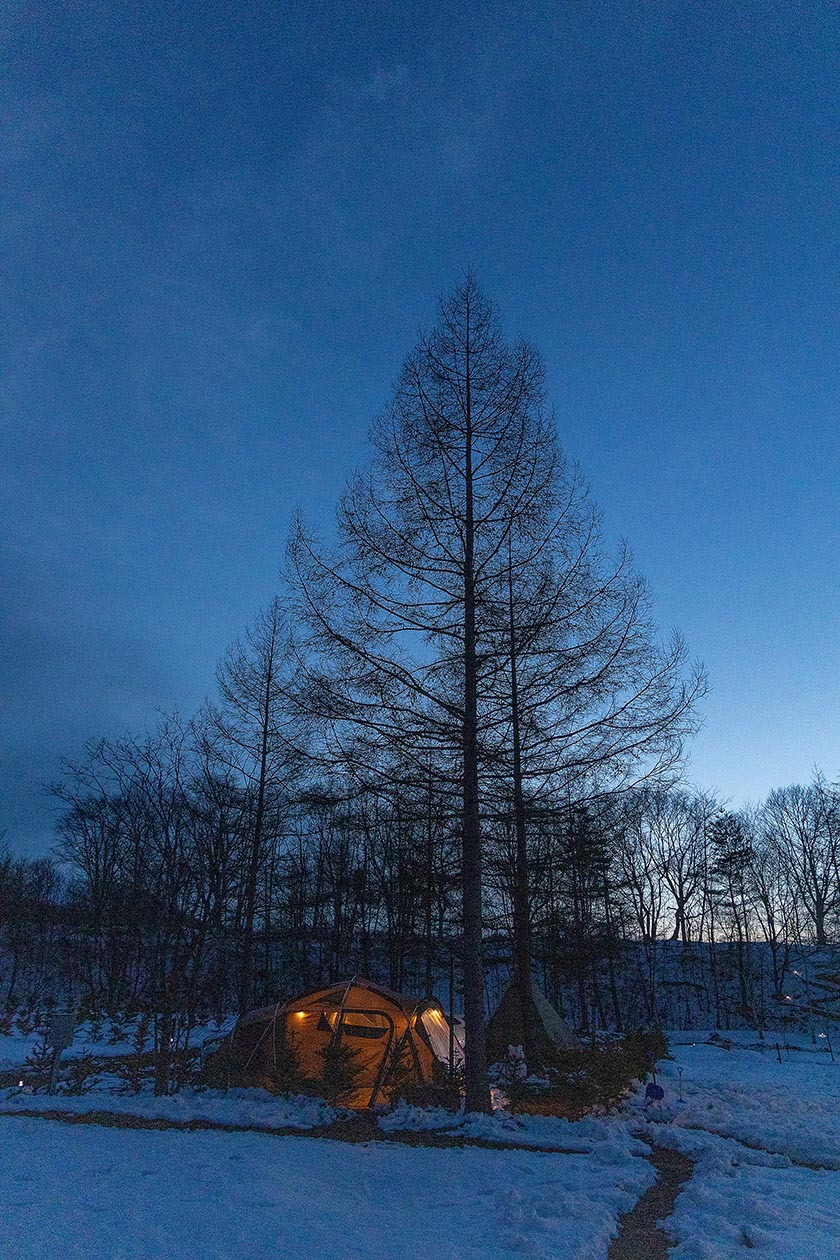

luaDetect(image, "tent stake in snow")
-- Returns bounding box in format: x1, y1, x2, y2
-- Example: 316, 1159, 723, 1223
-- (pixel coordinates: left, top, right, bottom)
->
677, 1066, 684, 1103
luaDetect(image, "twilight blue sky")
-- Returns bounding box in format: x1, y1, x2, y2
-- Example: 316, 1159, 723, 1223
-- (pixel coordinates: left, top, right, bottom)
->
2, 0, 839, 853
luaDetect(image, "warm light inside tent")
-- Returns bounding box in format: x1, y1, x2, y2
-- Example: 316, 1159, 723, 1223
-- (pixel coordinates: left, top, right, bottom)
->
215, 978, 453, 1109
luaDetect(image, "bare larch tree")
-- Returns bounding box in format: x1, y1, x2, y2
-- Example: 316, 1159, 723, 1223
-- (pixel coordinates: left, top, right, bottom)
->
288, 275, 553, 1111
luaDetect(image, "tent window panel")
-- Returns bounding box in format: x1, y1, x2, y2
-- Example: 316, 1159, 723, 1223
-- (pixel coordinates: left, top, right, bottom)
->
340, 1024, 388, 1040
339, 1009, 391, 1040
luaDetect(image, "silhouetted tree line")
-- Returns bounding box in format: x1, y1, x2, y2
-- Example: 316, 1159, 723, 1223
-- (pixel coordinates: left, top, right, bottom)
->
2, 279, 835, 1097
3, 769, 839, 1034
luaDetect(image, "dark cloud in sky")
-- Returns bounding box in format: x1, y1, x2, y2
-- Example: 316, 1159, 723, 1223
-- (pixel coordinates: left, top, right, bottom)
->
3, 1, 840, 852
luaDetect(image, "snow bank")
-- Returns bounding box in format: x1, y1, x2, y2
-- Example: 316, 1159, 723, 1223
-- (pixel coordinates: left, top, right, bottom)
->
380, 1098, 649, 1163
643, 1124, 840, 1259
0, 1085, 338, 1131
671, 1159, 840, 1258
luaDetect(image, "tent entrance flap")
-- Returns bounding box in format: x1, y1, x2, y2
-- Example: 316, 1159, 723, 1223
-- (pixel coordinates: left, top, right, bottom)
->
418, 1006, 464, 1070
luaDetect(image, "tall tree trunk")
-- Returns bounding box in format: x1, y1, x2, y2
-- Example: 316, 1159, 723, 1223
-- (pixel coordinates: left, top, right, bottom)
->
507, 545, 536, 1065
424, 770, 435, 995
602, 872, 624, 1032
461, 328, 491, 1114
238, 657, 273, 1015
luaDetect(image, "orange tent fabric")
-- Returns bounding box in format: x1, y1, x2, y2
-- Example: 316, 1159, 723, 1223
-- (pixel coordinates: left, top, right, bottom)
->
213, 976, 457, 1108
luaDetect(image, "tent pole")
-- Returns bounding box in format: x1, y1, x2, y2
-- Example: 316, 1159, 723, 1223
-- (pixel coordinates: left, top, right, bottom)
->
334, 976, 354, 1045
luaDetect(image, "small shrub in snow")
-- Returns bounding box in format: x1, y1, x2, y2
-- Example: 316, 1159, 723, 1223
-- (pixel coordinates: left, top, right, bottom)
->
64, 1053, 100, 1095
107, 1018, 127, 1046
22, 1038, 54, 1093
491, 1044, 528, 1087
271, 1019, 305, 1094
114, 1014, 152, 1093
202, 1021, 306, 1096
16, 1004, 40, 1037
169, 1046, 201, 1093
201, 1035, 236, 1090
508, 1029, 669, 1118
317, 1036, 365, 1106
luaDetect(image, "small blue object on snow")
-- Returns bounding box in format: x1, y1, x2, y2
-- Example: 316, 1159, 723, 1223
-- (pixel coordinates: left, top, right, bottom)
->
645, 1082, 665, 1102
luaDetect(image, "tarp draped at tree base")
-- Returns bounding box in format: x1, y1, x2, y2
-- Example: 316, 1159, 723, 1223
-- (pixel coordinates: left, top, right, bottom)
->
203, 977, 463, 1109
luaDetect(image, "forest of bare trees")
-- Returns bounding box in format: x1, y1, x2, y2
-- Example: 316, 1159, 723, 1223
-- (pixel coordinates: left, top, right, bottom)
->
3, 755, 839, 1038
2, 280, 838, 1091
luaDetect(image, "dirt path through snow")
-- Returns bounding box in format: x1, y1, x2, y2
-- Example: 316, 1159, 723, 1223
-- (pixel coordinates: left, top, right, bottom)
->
608, 1146, 695, 1260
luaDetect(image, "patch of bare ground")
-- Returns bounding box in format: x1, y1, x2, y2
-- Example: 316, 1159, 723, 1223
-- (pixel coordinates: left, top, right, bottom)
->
608, 1146, 695, 1260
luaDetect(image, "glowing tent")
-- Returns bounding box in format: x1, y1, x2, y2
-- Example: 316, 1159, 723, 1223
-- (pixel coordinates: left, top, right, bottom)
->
205, 976, 462, 1109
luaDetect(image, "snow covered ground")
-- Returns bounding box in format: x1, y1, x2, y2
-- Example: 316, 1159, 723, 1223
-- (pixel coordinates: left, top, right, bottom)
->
379, 1097, 644, 1157
0, 1115, 652, 1260
655, 1129, 840, 1260
0, 1018, 220, 1072
629, 1032, 840, 1258
4, 1026, 840, 1258
657, 1031, 840, 1167
0, 1085, 339, 1131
